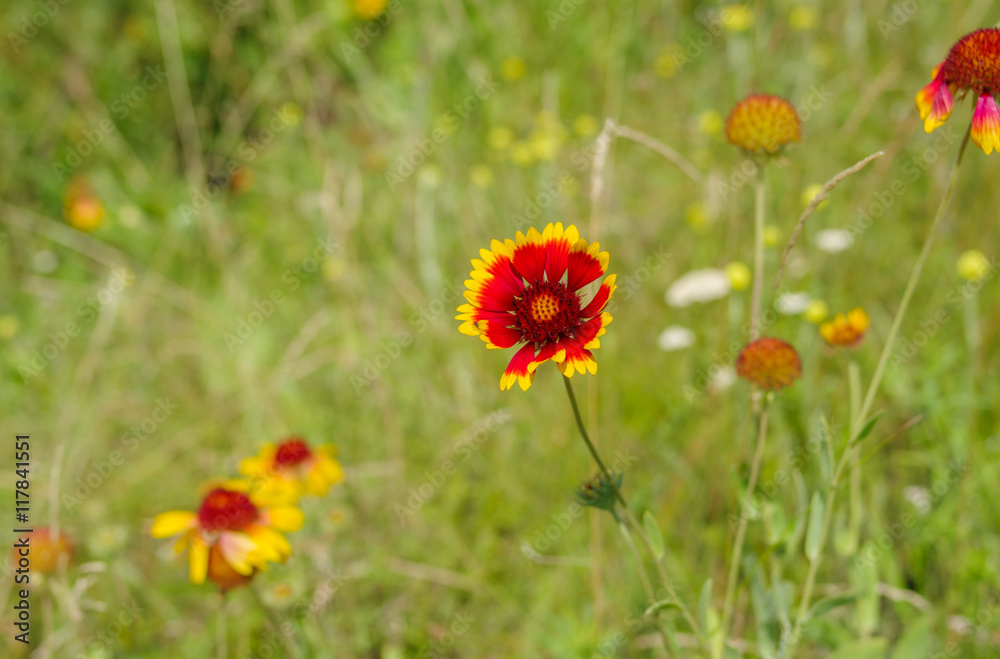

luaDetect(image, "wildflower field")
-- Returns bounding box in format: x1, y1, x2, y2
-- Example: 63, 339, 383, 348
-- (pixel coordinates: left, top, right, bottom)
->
3, 0, 1000, 657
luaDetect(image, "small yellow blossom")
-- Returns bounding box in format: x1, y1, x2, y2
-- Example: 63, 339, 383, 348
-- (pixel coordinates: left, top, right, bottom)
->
501, 56, 526, 80
0, 315, 19, 340
721, 4, 754, 32
685, 202, 708, 231
279, 101, 303, 126
801, 183, 827, 209
352, 0, 388, 20
509, 141, 535, 166
957, 249, 992, 281
726, 262, 752, 291
574, 114, 599, 137
764, 225, 782, 247
804, 299, 828, 323
789, 6, 819, 30
698, 110, 723, 136
820, 308, 870, 348
655, 46, 684, 78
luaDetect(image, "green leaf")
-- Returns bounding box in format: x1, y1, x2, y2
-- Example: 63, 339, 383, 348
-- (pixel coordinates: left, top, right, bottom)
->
817, 416, 833, 484
643, 511, 665, 561
804, 592, 856, 622
699, 578, 713, 632
643, 599, 683, 618
805, 492, 825, 562
853, 411, 884, 445
891, 616, 934, 659
826, 638, 888, 659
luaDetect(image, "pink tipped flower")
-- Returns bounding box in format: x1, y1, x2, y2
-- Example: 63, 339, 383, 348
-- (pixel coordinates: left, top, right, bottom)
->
971, 93, 1000, 154
915, 65, 954, 133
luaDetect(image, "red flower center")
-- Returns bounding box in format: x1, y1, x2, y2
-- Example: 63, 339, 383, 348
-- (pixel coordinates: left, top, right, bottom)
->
274, 439, 312, 467
198, 488, 259, 532
513, 281, 582, 344
945, 28, 1000, 94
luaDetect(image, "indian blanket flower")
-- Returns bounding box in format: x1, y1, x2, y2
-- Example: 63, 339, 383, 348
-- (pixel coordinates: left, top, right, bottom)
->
456, 222, 616, 391
240, 437, 344, 499
10, 527, 73, 574
820, 308, 870, 348
725, 94, 802, 154
735, 337, 802, 390
916, 28, 1000, 154
150, 485, 303, 585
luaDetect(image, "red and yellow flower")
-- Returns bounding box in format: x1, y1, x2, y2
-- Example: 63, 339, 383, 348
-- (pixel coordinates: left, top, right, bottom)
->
725, 94, 802, 154
735, 337, 801, 390
240, 437, 344, 500
820, 308, 870, 348
150, 484, 303, 586
457, 222, 616, 391
916, 28, 1000, 154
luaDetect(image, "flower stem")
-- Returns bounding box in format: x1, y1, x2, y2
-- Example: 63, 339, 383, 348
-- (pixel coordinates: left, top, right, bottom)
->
750, 165, 767, 341
719, 397, 770, 656
784, 122, 972, 659
619, 519, 680, 657
562, 375, 709, 655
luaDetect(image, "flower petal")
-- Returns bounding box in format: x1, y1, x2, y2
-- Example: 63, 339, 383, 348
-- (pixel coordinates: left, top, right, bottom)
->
218, 532, 259, 576
151, 511, 197, 538
500, 343, 537, 391
566, 239, 609, 291
915, 65, 953, 133
265, 505, 305, 532
542, 222, 578, 283
188, 536, 210, 584
581, 274, 617, 318
511, 226, 547, 283
972, 93, 1000, 155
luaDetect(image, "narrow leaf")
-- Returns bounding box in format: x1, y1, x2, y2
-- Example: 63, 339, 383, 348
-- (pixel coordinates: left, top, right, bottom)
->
804, 592, 856, 622
805, 492, 825, 562
643, 510, 665, 561
699, 578, 713, 632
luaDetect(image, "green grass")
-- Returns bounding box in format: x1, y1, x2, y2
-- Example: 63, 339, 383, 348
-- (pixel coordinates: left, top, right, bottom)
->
2, 0, 1000, 656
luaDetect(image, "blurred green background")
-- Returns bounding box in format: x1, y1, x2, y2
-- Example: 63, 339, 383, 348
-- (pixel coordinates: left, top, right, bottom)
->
2, 0, 1000, 656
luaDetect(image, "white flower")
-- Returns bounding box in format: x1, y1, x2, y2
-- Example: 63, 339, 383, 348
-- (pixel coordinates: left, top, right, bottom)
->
776, 292, 811, 315
815, 228, 852, 254
32, 250, 58, 273
903, 486, 931, 516
665, 268, 730, 308
657, 325, 696, 351
709, 366, 737, 392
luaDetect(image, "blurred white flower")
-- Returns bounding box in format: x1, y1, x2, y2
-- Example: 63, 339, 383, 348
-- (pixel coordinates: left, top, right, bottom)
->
947, 615, 972, 635
903, 486, 931, 515
657, 325, 696, 351
776, 292, 811, 315
709, 366, 737, 393
665, 268, 730, 308
815, 228, 852, 254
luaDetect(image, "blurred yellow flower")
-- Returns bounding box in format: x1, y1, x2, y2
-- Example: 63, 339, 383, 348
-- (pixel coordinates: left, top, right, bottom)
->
655, 45, 684, 78
698, 110, 724, 136
323, 257, 347, 281
764, 225, 782, 247
352, 0, 388, 20
279, 101, 303, 127
510, 141, 535, 166
530, 131, 562, 161
501, 56, 527, 80
469, 164, 494, 189
801, 183, 827, 209
151, 486, 302, 586
820, 308, 870, 348
487, 126, 514, 150
957, 249, 992, 281
64, 182, 105, 232
684, 202, 708, 231
804, 299, 828, 323
574, 114, 599, 137
725, 261, 752, 291
789, 6, 819, 30
0, 315, 19, 340
721, 4, 754, 32
241, 438, 345, 500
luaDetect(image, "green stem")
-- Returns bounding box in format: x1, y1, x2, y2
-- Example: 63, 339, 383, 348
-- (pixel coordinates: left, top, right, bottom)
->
750, 165, 767, 341
847, 360, 862, 552
719, 397, 770, 655
784, 122, 971, 659
562, 376, 709, 655
620, 520, 680, 658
